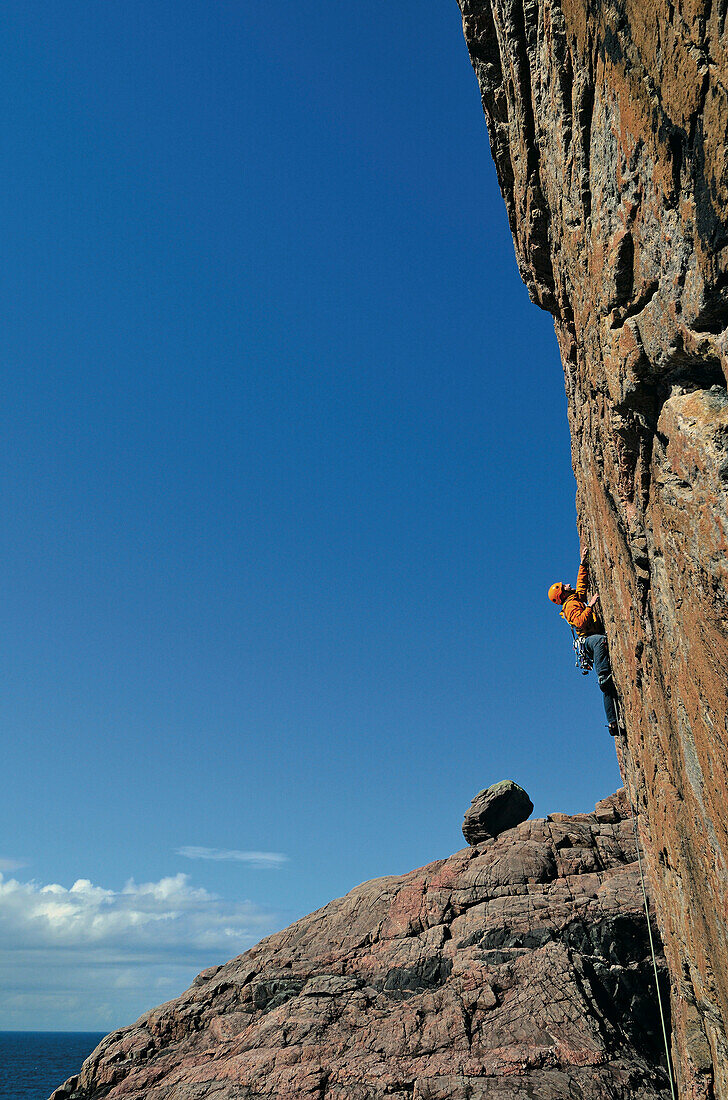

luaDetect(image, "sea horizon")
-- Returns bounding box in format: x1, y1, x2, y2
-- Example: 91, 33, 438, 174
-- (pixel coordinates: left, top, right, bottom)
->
0, 1030, 107, 1034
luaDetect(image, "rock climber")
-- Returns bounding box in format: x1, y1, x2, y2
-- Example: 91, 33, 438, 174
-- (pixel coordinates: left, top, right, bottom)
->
547, 550, 623, 737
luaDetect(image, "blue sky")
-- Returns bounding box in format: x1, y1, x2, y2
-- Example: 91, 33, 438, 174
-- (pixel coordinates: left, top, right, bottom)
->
0, 0, 621, 1031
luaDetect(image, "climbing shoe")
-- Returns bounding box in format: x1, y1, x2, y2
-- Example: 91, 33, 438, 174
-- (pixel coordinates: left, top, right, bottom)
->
608, 722, 623, 737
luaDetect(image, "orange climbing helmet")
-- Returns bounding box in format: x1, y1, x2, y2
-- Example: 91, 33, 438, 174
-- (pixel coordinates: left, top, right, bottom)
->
548, 582, 565, 604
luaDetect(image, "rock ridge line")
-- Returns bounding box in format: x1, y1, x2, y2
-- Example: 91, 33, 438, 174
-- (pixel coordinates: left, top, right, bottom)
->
51, 789, 671, 1100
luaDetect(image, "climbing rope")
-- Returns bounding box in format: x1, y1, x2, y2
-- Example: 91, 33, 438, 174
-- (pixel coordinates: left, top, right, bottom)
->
617, 699, 678, 1100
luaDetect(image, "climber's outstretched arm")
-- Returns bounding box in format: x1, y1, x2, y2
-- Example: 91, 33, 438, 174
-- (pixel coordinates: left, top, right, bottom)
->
575, 561, 590, 599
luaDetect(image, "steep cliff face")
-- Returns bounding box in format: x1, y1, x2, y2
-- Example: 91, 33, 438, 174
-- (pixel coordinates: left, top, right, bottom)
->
456, 0, 728, 1094
52, 792, 671, 1099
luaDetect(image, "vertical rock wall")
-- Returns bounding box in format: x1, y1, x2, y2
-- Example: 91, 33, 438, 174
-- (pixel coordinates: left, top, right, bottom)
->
456, 0, 728, 1095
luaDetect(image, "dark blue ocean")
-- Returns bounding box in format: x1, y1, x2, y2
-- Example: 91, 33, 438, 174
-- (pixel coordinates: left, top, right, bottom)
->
0, 1033, 104, 1100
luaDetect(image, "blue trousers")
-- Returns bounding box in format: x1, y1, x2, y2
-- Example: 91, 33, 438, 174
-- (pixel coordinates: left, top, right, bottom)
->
582, 634, 618, 725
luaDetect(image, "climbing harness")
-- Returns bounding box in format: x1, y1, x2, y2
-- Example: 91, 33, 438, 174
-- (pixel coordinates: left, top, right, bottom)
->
559, 609, 593, 674
569, 626, 593, 675
616, 700, 678, 1100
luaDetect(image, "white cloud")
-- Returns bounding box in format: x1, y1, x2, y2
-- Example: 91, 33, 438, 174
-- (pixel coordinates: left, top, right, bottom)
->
0, 871, 271, 950
177, 846, 289, 868
0, 857, 27, 872
0, 871, 280, 1032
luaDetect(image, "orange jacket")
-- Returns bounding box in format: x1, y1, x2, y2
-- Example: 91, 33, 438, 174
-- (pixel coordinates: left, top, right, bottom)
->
561, 563, 603, 636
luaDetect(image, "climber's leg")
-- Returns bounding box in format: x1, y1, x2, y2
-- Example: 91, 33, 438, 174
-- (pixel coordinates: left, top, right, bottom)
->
583, 634, 618, 726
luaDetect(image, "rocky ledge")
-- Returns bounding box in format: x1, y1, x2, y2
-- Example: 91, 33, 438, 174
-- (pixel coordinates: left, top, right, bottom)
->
52, 788, 671, 1099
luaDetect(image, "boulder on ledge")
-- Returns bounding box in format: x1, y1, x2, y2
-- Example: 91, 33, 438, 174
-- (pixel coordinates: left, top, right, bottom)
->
462, 780, 533, 844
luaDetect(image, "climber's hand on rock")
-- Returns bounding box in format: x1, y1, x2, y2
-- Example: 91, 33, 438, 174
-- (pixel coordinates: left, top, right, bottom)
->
588, 593, 600, 608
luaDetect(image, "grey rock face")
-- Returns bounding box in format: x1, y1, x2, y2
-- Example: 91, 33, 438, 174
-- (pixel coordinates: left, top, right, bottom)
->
462, 780, 534, 844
